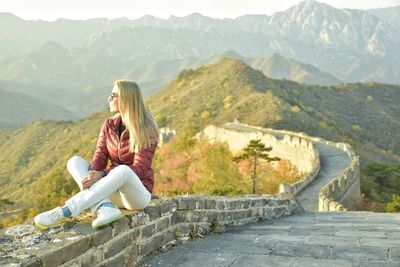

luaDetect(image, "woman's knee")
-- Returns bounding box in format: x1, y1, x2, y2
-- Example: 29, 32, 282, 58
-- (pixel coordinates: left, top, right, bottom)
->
67, 156, 86, 170
113, 165, 133, 175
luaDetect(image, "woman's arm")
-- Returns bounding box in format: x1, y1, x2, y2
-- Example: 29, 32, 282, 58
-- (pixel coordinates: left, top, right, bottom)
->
89, 120, 109, 172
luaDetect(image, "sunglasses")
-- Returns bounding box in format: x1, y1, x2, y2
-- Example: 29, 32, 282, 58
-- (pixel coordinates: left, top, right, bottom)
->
109, 93, 119, 100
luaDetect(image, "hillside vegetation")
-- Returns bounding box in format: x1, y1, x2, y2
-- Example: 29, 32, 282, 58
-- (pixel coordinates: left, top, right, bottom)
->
1, 58, 399, 226
149, 58, 400, 164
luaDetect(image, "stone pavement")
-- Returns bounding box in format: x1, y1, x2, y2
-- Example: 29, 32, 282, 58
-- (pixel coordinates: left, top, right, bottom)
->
140, 211, 400, 267
296, 142, 351, 211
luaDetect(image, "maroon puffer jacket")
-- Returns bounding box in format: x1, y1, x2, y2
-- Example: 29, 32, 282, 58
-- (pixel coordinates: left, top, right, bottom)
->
89, 114, 158, 193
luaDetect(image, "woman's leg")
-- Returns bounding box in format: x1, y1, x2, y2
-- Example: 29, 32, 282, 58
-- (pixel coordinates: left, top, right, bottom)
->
65, 165, 151, 216
67, 156, 113, 211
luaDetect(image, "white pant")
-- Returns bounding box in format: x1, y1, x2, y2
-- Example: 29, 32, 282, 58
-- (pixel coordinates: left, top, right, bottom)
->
65, 156, 151, 217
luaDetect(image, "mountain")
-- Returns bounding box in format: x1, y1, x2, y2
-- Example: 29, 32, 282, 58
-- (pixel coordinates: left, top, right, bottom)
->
1, 58, 399, 212
1, 0, 399, 88
148, 58, 400, 163
366, 6, 400, 29
0, 88, 76, 129
247, 53, 341, 85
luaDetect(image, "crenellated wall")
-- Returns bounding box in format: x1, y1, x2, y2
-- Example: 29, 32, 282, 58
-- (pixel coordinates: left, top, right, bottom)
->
195, 122, 360, 211
196, 123, 321, 196
196, 123, 319, 176
318, 142, 360, 211
1, 196, 300, 267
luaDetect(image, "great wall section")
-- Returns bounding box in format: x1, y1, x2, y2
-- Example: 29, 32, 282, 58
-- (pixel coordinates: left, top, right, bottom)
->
1, 122, 399, 266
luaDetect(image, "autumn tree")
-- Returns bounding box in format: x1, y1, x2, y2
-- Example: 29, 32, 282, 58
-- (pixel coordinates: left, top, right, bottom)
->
233, 139, 280, 194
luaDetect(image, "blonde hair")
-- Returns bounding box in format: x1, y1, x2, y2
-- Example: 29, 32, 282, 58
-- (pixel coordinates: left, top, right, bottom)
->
116, 80, 159, 153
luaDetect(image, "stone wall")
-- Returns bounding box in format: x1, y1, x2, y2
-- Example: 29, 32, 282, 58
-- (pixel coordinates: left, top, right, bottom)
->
196, 123, 320, 196
195, 122, 360, 210
196, 123, 319, 175
1, 195, 300, 267
318, 142, 360, 211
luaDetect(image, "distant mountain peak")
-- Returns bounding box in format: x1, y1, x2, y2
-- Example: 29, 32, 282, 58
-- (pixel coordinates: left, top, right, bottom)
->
185, 12, 208, 19
221, 50, 244, 60
0, 12, 23, 23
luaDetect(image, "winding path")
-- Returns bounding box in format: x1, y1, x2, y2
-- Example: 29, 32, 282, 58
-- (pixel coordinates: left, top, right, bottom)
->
296, 142, 351, 211
140, 125, 400, 266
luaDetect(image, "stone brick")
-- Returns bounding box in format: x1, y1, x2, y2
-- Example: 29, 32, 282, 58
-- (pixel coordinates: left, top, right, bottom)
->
130, 211, 148, 228
171, 211, 185, 225
97, 250, 125, 267
140, 235, 164, 257
231, 200, 243, 209
102, 233, 131, 259
195, 199, 206, 209
175, 224, 192, 236
127, 228, 140, 242
74, 223, 112, 247
187, 210, 208, 222
205, 199, 216, 209
159, 200, 177, 216
143, 205, 161, 221
164, 230, 176, 244
216, 200, 227, 210
246, 209, 253, 218
75, 247, 104, 267
175, 198, 197, 210
206, 211, 218, 223
218, 211, 227, 222
140, 223, 156, 239
92, 227, 113, 246
156, 216, 170, 233
242, 199, 251, 209
36, 236, 91, 267
112, 217, 130, 237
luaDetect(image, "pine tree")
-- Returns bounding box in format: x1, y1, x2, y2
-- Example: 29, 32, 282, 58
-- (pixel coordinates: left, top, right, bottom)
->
233, 139, 280, 194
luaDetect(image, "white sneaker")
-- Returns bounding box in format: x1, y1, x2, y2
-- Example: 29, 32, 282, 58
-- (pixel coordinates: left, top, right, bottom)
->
34, 207, 67, 230
92, 206, 124, 229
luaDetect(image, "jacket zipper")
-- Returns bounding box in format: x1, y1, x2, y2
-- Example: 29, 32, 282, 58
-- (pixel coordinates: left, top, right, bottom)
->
117, 129, 127, 162
110, 129, 125, 162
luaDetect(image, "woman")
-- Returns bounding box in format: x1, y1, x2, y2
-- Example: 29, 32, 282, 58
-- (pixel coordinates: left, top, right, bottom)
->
34, 80, 159, 229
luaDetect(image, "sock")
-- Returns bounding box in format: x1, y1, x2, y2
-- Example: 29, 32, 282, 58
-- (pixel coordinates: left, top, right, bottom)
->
61, 206, 72, 217
101, 202, 115, 208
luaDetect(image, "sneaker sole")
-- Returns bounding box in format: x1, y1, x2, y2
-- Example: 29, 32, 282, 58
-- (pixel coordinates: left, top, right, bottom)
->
34, 219, 67, 230
92, 214, 124, 230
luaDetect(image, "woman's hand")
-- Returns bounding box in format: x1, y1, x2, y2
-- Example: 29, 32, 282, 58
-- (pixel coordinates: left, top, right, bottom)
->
82, 170, 103, 190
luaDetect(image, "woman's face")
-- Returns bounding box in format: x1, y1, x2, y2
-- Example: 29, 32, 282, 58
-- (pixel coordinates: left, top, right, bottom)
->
108, 84, 119, 113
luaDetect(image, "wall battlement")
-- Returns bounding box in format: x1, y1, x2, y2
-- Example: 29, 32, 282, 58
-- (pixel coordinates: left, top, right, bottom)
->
197, 123, 319, 174
318, 142, 360, 211
196, 122, 360, 211
196, 123, 321, 196
1, 196, 300, 267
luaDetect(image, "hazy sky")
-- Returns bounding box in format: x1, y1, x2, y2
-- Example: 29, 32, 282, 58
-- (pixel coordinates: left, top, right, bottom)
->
1, 0, 399, 21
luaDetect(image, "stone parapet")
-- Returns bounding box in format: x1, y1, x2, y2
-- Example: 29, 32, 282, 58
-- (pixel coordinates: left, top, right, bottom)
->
318, 143, 360, 211
196, 122, 321, 196
197, 123, 320, 188
1, 195, 300, 267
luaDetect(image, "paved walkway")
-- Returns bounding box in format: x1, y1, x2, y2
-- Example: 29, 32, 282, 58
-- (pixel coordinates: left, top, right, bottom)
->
141, 211, 400, 267
296, 142, 351, 211
221, 123, 352, 211
140, 125, 399, 266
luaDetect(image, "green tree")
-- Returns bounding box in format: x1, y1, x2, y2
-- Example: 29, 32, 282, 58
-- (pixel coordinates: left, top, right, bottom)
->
233, 139, 280, 194
387, 195, 400, 213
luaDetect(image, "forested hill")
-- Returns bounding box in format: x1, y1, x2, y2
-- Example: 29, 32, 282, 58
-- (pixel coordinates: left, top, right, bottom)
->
149, 58, 400, 163
0, 57, 399, 213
